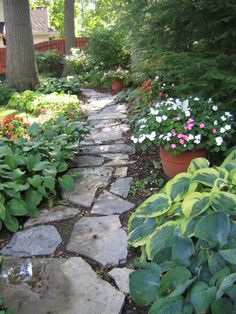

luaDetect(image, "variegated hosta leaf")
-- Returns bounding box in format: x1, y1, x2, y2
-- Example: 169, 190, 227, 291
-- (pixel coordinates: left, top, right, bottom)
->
219, 240, 236, 265
135, 193, 172, 218
165, 173, 197, 202
222, 162, 236, 172
188, 157, 210, 173
182, 192, 210, 218
193, 168, 220, 187
221, 149, 236, 167
230, 168, 236, 185
214, 166, 229, 181
146, 221, 176, 260
180, 216, 200, 237
210, 191, 236, 211
128, 216, 157, 247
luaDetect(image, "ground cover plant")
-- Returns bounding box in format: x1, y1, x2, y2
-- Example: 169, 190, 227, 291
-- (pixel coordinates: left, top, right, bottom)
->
128, 150, 236, 313
0, 82, 16, 107
36, 76, 80, 95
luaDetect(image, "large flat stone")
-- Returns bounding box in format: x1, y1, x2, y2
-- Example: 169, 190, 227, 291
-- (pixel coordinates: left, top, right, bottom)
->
108, 268, 134, 294
24, 205, 81, 228
81, 144, 133, 155
104, 159, 135, 167
67, 216, 128, 266
87, 112, 127, 122
76, 155, 105, 167
0, 225, 61, 257
0, 257, 125, 314
115, 167, 128, 178
110, 178, 133, 198
100, 153, 129, 160
91, 191, 135, 215
99, 104, 127, 114
88, 124, 130, 144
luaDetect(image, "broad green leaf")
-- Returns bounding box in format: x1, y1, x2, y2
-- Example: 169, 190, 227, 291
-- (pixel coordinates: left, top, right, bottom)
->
32, 161, 52, 171
128, 217, 157, 247
188, 157, 210, 173
135, 193, 172, 218
193, 168, 220, 187
4, 214, 19, 232
190, 250, 208, 275
0, 203, 6, 220
42, 176, 56, 193
172, 235, 194, 266
211, 298, 234, 314
12, 168, 25, 180
169, 277, 196, 297
57, 162, 68, 173
7, 199, 28, 216
230, 168, 236, 185
223, 162, 236, 172
216, 273, 236, 298
28, 175, 43, 188
158, 266, 192, 296
149, 296, 188, 314
180, 217, 199, 237
0, 145, 12, 157
208, 252, 225, 275
194, 212, 230, 248
182, 192, 210, 218
129, 269, 160, 306
221, 149, 236, 167
25, 190, 43, 210
190, 282, 217, 314
224, 284, 236, 302
146, 222, 176, 260
219, 240, 236, 264
165, 173, 197, 202
26, 154, 41, 171
4, 155, 18, 170
209, 267, 231, 287
210, 191, 236, 211
59, 174, 74, 192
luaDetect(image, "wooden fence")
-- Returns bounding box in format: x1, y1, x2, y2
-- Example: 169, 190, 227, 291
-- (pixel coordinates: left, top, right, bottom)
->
0, 37, 89, 73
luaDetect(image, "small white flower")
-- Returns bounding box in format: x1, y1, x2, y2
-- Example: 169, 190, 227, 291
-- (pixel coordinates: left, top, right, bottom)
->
171, 84, 174, 87
215, 136, 223, 146
162, 115, 168, 121
150, 107, 159, 115
139, 118, 147, 124
155, 76, 159, 80
214, 120, 218, 126
188, 134, 194, 141
140, 125, 145, 129
208, 98, 213, 103
221, 116, 227, 121
225, 124, 231, 131
220, 127, 226, 133
225, 112, 232, 117
212, 105, 218, 111
195, 135, 201, 141
131, 136, 138, 143
185, 111, 191, 117
194, 97, 200, 101
146, 131, 156, 141
194, 139, 201, 144
163, 83, 166, 87
156, 116, 162, 123
138, 134, 146, 143
159, 134, 164, 139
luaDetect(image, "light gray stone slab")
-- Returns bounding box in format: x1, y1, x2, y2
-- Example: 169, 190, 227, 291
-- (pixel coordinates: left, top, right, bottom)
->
110, 178, 133, 198
0, 226, 61, 257
24, 205, 81, 228
108, 268, 134, 294
91, 191, 135, 215
67, 216, 128, 266
100, 153, 129, 160
76, 166, 113, 177
0, 257, 125, 314
115, 167, 128, 178
87, 112, 127, 122
99, 104, 127, 114
76, 155, 105, 167
104, 159, 135, 167
81, 144, 133, 155
88, 119, 118, 126
88, 124, 129, 143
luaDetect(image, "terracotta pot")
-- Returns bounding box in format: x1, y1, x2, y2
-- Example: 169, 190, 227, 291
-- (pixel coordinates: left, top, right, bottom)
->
111, 79, 123, 92
160, 146, 208, 178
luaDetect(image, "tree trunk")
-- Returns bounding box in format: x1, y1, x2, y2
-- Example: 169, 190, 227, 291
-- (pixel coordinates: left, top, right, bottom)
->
3, 0, 39, 91
64, 0, 76, 55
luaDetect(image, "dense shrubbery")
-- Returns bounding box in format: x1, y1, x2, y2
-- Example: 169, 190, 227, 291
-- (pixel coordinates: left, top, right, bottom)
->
0, 116, 88, 232
36, 50, 64, 77
0, 82, 16, 107
128, 151, 236, 313
36, 76, 80, 95
64, 48, 87, 74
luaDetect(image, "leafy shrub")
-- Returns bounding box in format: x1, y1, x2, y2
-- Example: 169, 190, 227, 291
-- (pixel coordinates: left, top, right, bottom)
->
36, 76, 80, 95
0, 82, 16, 107
128, 151, 236, 313
0, 114, 29, 140
7, 90, 36, 112
102, 68, 130, 86
0, 116, 88, 232
36, 50, 64, 77
64, 48, 87, 74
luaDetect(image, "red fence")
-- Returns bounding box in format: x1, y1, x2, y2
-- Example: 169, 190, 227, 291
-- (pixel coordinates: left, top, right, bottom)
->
0, 37, 89, 73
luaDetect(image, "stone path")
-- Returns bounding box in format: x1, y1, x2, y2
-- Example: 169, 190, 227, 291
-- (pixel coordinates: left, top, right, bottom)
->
0, 89, 136, 314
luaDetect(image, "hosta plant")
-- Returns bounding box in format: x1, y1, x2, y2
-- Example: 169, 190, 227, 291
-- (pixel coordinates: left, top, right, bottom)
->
128, 150, 236, 313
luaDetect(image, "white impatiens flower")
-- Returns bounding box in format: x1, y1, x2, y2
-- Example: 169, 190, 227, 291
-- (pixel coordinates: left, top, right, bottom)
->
146, 131, 156, 141
215, 136, 223, 146
194, 97, 200, 101
138, 118, 147, 124
194, 134, 201, 144
188, 134, 194, 141
225, 124, 231, 131
221, 116, 227, 121
214, 120, 218, 126
225, 112, 232, 117
208, 98, 213, 103
212, 105, 218, 111
150, 107, 159, 115
140, 125, 146, 129
162, 115, 168, 120
220, 127, 226, 133
159, 134, 164, 139
156, 116, 162, 123
138, 134, 146, 143
131, 136, 138, 143
185, 111, 191, 117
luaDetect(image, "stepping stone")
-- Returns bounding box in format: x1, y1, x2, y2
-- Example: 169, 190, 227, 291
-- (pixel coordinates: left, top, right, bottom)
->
88, 125, 129, 143
76, 155, 105, 167
100, 153, 129, 160
24, 205, 81, 228
110, 178, 133, 198
81, 144, 133, 155
108, 268, 134, 294
77, 166, 113, 177
99, 104, 127, 114
115, 167, 128, 178
0, 257, 125, 314
92, 121, 123, 129
104, 159, 135, 167
91, 191, 135, 215
67, 216, 127, 266
0, 225, 61, 257
87, 113, 127, 122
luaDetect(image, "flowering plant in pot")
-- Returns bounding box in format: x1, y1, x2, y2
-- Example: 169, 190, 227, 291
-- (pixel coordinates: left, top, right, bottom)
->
131, 97, 235, 176
103, 67, 129, 91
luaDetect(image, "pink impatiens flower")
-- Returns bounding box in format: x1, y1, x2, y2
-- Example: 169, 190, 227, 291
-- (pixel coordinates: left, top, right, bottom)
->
171, 144, 176, 149
199, 124, 205, 129
179, 139, 185, 145
212, 128, 217, 134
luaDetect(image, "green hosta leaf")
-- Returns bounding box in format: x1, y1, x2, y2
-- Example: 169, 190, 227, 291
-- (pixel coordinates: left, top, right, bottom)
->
224, 284, 236, 302
211, 298, 234, 314
4, 214, 19, 232
149, 296, 190, 314
158, 266, 192, 296
128, 217, 157, 247
172, 235, 194, 266
165, 173, 197, 202
169, 277, 196, 298
193, 168, 220, 187
190, 250, 208, 275
209, 267, 231, 287
180, 217, 199, 237
210, 191, 236, 211
7, 198, 28, 216
4, 155, 18, 170
216, 273, 236, 299
188, 157, 210, 173
194, 212, 230, 248
28, 175, 43, 188
0, 145, 12, 157
135, 193, 172, 218
221, 149, 236, 167
223, 162, 236, 172
208, 252, 226, 275
26, 154, 41, 171
219, 240, 236, 264
129, 269, 160, 306
12, 168, 25, 180
190, 282, 217, 314
0, 203, 6, 220
42, 176, 56, 193
57, 162, 68, 173
230, 168, 236, 185
182, 192, 210, 218
146, 222, 176, 260
59, 174, 74, 192
25, 190, 43, 210
32, 161, 52, 172
215, 166, 229, 180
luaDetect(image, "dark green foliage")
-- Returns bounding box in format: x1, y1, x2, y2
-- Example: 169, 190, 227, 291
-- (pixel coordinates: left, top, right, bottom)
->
36, 76, 80, 95
0, 82, 16, 106
36, 50, 64, 77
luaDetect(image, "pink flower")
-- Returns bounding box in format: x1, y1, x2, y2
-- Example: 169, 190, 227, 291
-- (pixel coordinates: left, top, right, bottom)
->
179, 139, 185, 145
7, 133, 12, 139
199, 124, 205, 129
171, 129, 176, 136
171, 144, 176, 149
212, 128, 217, 134
8, 125, 14, 130
177, 134, 184, 139
187, 118, 194, 123
183, 135, 188, 141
